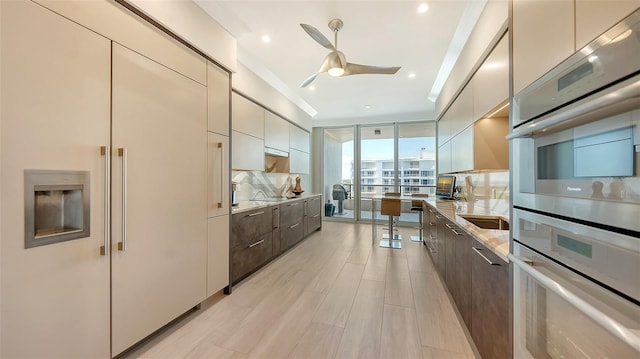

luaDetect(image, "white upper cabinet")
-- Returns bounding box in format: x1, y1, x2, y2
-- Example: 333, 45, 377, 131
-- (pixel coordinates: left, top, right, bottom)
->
232, 130, 264, 171
513, 0, 637, 95
438, 111, 452, 145
473, 34, 508, 120
264, 111, 290, 152
512, 0, 574, 95
575, 0, 640, 49
207, 62, 229, 136
438, 141, 452, 174
232, 92, 264, 139
289, 124, 310, 153
289, 148, 310, 174
449, 82, 474, 138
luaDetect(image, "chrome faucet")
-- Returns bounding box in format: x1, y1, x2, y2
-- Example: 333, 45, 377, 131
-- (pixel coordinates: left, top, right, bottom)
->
251, 189, 267, 201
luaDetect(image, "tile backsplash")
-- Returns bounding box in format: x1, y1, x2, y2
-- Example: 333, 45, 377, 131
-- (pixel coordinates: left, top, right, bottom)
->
232, 171, 310, 200
453, 171, 509, 201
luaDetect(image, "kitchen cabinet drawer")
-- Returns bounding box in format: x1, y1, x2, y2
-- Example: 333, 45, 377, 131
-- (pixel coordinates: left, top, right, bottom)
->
281, 220, 304, 252
231, 207, 272, 249
280, 199, 304, 227
471, 239, 511, 359
305, 212, 321, 236
306, 196, 322, 216
230, 232, 273, 283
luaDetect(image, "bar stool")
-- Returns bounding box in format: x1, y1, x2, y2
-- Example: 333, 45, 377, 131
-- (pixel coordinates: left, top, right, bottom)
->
382, 192, 402, 240
380, 198, 402, 249
410, 194, 429, 242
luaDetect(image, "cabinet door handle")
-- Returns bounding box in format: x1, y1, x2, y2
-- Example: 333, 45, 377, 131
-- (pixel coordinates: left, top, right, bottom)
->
118, 147, 128, 251
450, 229, 464, 236
217, 142, 223, 209
429, 222, 436, 226
312, 214, 320, 218
445, 223, 456, 229
248, 239, 265, 248
289, 223, 300, 229
429, 210, 436, 213
288, 202, 299, 207
436, 215, 444, 219
100, 146, 110, 256
472, 246, 499, 265
248, 211, 265, 217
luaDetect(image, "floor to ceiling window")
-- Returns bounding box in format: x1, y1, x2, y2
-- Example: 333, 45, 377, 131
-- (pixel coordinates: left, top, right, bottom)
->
320, 121, 436, 224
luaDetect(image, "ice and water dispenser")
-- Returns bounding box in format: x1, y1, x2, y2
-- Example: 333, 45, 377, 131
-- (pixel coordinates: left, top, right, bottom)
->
24, 170, 90, 248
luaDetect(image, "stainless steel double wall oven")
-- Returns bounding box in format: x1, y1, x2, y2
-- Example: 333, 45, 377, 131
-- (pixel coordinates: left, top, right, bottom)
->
509, 9, 640, 358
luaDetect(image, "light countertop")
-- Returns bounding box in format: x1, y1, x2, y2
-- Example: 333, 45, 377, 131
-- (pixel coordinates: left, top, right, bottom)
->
231, 193, 322, 214
425, 197, 510, 262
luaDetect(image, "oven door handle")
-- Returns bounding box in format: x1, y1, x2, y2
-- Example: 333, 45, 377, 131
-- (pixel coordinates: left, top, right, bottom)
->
509, 254, 640, 352
507, 77, 640, 140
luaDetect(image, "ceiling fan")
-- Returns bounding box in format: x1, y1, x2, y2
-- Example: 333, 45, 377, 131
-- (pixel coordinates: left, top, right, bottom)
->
299, 18, 401, 88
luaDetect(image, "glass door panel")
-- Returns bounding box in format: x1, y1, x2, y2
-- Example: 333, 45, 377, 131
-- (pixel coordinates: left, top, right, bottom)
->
359, 125, 395, 221
323, 127, 354, 220
398, 122, 436, 223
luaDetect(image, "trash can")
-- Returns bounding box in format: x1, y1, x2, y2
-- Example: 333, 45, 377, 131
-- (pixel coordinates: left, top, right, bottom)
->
324, 201, 335, 217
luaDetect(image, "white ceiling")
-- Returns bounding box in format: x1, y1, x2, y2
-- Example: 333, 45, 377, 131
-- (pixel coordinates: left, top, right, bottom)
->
196, 1, 482, 123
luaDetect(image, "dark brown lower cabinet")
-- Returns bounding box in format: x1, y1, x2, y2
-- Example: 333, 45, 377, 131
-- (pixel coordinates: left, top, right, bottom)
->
230, 232, 273, 282
453, 226, 472, 330
444, 219, 457, 296
281, 220, 304, 251
435, 215, 447, 276
471, 240, 511, 359
272, 206, 281, 256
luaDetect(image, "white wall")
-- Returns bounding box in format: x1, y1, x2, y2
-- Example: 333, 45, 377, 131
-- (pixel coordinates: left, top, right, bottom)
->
125, 0, 237, 72
233, 63, 313, 131
435, 0, 508, 118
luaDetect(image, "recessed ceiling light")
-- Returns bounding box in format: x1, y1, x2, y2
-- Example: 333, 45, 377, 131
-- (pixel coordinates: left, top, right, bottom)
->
417, 3, 429, 13
408, 72, 416, 78
309, 86, 315, 91
364, 105, 372, 109
261, 34, 271, 43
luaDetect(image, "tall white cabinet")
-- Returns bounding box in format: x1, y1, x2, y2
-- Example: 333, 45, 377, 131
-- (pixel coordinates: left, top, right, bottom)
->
1, 1, 230, 357
1, 2, 111, 357
110, 43, 207, 355
206, 62, 231, 297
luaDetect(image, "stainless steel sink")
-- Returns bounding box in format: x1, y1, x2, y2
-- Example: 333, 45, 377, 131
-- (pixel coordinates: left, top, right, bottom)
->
459, 214, 509, 230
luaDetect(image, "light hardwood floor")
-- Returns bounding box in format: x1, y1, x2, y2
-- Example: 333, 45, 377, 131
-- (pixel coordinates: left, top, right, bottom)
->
123, 222, 477, 359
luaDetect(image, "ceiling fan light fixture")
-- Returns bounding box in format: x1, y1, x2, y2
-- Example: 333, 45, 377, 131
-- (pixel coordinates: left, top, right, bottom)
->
328, 67, 345, 77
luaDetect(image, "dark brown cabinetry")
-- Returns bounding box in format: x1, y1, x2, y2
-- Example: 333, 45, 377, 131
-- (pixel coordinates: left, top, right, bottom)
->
452, 224, 472, 329
280, 200, 304, 251
230, 195, 322, 287
230, 207, 273, 283
430, 207, 512, 359
304, 196, 322, 236
435, 214, 447, 277
471, 240, 511, 359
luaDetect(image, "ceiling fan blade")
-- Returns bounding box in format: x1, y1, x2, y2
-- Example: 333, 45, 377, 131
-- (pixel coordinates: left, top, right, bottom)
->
300, 24, 335, 51
300, 73, 319, 88
343, 63, 401, 76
